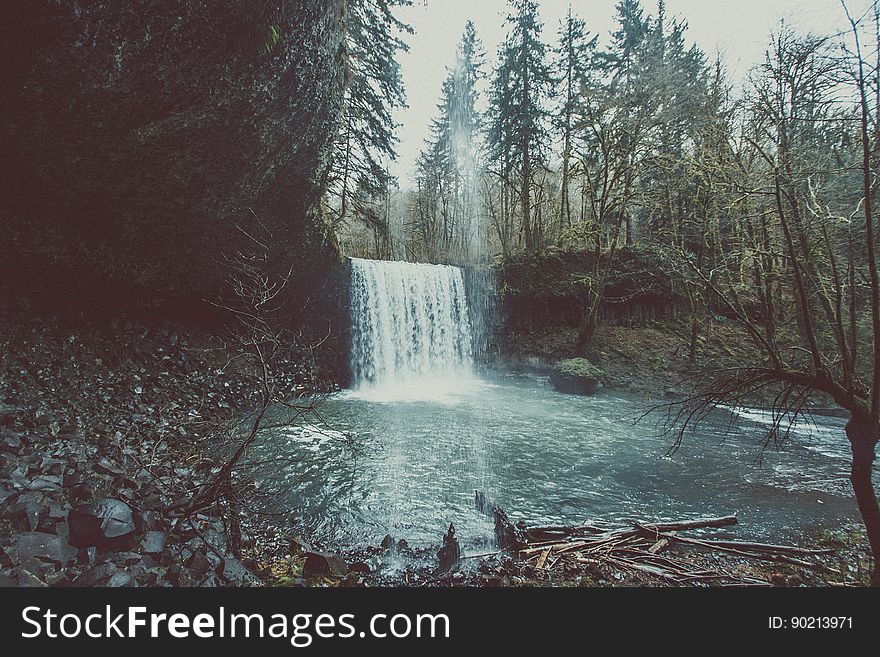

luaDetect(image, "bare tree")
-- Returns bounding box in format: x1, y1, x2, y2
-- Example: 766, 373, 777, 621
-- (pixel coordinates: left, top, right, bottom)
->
170, 216, 328, 555
658, 12, 880, 585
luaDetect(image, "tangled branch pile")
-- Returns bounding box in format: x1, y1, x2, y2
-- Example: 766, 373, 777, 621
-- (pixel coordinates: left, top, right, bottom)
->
474, 496, 841, 586
519, 516, 844, 586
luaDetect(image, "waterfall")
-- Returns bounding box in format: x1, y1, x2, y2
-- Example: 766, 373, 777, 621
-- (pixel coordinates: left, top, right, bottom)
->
349, 258, 475, 399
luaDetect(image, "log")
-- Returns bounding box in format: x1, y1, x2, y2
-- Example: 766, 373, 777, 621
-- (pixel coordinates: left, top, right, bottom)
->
635, 515, 738, 534
436, 523, 461, 573
535, 549, 550, 569
475, 491, 526, 549
679, 538, 833, 556
665, 534, 836, 572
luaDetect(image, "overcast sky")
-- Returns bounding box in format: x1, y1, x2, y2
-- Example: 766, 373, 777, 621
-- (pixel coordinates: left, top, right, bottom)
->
389, 0, 871, 184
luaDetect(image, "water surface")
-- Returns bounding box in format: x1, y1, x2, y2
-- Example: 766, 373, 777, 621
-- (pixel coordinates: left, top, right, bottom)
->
258, 372, 861, 552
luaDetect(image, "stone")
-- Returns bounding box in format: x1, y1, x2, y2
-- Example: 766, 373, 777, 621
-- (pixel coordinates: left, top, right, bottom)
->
9, 532, 78, 569
73, 563, 121, 587
29, 474, 63, 492
5, 493, 45, 531
94, 459, 124, 477
348, 561, 371, 575
14, 569, 48, 587
68, 498, 137, 549
0, 428, 22, 452
549, 358, 604, 395
141, 531, 167, 555
107, 571, 135, 587
218, 557, 260, 586
186, 550, 211, 578
302, 551, 348, 579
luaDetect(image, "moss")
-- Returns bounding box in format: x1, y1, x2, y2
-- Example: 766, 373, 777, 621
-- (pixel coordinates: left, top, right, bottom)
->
550, 358, 604, 395
555, 358, 604, 379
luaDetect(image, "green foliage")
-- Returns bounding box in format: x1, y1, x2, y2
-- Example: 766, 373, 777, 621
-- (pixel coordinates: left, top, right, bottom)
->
325, 0, 412, 233
554, 358, 604, 380
259, 23, 280, 56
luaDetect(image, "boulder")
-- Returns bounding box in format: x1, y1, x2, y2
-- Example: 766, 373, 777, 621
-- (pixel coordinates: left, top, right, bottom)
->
141, 531, 167, 555
9, 532, 77, 569
302, 551, 348, 579
68, 498, 137, 549
549, 358, 604, 395
0, 428, 22, 452
5, 492, 45, 531
73, 563, 132, 587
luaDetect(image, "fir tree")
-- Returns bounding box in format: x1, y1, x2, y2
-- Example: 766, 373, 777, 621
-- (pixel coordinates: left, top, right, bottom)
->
414, 21, 485, 262
488, 0, 553, 252
327, 0, 411, 233
554, 6, 597, 231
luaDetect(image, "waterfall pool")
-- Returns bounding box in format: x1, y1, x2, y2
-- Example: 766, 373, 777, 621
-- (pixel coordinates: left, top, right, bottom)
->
256, 371, 861, 553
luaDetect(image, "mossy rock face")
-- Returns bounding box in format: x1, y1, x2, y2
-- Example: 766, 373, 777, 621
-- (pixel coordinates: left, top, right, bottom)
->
550, 358, 604, 395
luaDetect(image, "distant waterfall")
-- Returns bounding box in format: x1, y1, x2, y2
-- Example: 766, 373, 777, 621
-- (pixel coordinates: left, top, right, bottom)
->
349, 258, 475, 395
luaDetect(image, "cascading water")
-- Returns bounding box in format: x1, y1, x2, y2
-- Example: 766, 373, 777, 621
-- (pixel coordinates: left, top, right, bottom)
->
349, 258, 477, 401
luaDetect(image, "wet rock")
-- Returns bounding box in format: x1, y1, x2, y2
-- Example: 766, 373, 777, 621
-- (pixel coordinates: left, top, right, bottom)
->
0, 546, 13, 568
9, 531, 78, 569
14, 568, 49, 587
107, 571, 135, 587
0, 428, 22, 451
0, 403, 24, 424
5, 493, 45, 531
549, 358, 604, 395
0, 571, 14, 586
141, 531, 167, 555
29, 474, 63, 492
302, 551, 348, 579
34, 407, 56, 427
73, 563, 126, 587
67, 484, 93, 502
218, 557, 260, 586
199, 574, 222, 587
68, 498, 137, 549
289, 535, 314, 554
47, 502, 69, 520
380, 534, 394, 551
348, 561, 371, 575
186, 550, 212, 578
94, 459, 124, 477
41, 457, 65, 475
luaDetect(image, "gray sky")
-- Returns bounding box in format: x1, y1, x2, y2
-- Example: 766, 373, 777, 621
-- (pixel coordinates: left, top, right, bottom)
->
390, 0, 871, 183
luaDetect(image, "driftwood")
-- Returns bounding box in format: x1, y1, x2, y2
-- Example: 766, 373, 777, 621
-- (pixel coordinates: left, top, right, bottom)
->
506, 512, 840, 585
463, 495, 840, 586
436, 523, 461, 573
475, 491, 526, 549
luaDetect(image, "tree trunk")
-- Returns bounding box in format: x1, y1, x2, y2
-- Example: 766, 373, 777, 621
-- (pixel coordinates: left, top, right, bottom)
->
576, 296, 600, 355
845, 416, 880, 586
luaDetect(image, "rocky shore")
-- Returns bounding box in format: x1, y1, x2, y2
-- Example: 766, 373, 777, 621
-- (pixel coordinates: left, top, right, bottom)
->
0, 317, 319, 587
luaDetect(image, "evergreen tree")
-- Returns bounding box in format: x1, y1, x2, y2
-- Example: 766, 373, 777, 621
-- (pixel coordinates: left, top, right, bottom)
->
488, 0, 554, 252
326, 0, 411, 234
554, 6, 597, 231
414, 21, 485, 262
